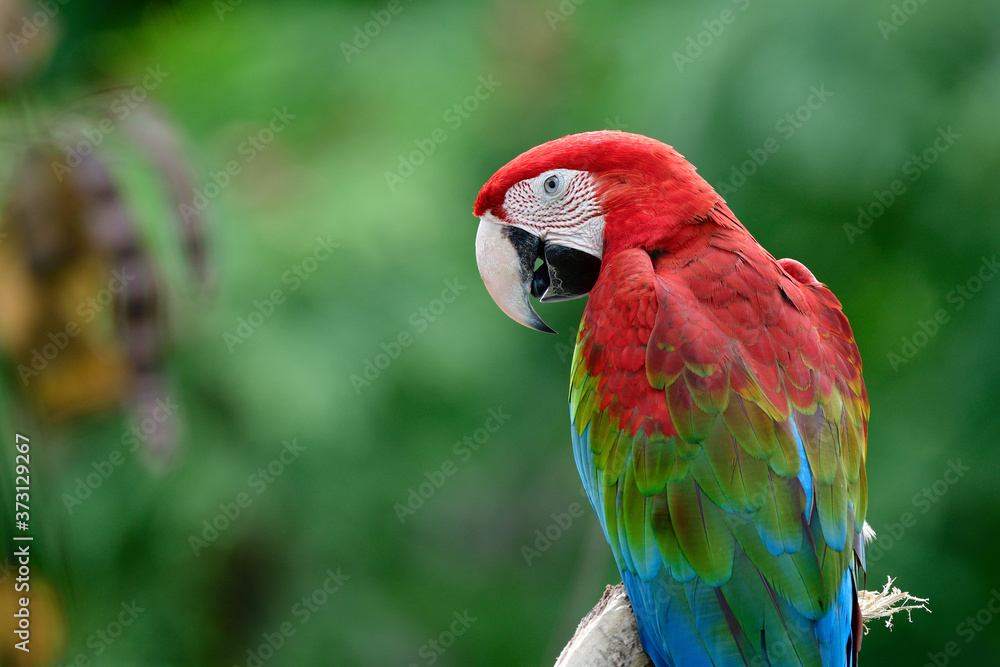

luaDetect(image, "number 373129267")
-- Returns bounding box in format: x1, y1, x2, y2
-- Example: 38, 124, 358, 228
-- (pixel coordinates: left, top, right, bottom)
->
14, 433, 30, 528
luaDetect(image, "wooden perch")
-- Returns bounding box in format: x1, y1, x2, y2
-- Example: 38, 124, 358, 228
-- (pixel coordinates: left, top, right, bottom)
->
554, 584, 653, 667
555, 579, 929, 666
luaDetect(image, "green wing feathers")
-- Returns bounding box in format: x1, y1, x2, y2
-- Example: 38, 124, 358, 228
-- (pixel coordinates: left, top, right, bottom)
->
570, 249, 869, 623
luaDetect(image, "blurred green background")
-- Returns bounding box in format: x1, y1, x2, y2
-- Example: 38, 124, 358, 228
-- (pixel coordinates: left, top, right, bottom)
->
1, 0, 999, 665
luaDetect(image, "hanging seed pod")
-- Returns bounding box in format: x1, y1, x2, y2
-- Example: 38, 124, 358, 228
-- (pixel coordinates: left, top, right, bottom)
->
0, 55, 210, 463
70, 150, 177, 461
0, 142, 183, 460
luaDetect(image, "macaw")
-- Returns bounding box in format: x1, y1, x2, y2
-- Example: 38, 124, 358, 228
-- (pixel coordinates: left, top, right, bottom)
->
473, 131, 870, 666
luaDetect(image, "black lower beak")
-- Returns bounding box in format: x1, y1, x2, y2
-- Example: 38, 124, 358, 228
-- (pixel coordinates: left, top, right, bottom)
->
532, 243, 602, 303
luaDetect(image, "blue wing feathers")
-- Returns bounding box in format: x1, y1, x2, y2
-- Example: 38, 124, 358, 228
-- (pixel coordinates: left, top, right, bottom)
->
787, 413, 815, 521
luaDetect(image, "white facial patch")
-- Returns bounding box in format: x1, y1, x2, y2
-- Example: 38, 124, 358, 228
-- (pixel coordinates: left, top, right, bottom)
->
500, 169, 605, 259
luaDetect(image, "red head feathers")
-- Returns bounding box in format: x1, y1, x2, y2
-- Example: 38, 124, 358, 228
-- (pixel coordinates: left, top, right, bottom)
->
474, 131, 725, 261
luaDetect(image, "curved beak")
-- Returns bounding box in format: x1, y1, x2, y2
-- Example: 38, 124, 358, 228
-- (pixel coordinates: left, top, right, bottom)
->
475, 217, 553, 333
475, 217, 601, 334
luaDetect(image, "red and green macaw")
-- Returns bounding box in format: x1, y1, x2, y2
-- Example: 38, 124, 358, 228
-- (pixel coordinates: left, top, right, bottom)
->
473, 131, 870, 666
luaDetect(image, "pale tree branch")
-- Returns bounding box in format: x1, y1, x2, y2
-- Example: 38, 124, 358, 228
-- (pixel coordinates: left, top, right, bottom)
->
554, 584, 653, 667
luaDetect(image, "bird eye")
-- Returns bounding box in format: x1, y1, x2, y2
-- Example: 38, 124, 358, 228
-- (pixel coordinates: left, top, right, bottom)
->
543, 174, 562, 195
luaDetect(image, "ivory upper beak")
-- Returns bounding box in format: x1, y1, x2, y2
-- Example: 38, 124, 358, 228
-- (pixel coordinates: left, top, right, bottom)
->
475, 217, 555, 333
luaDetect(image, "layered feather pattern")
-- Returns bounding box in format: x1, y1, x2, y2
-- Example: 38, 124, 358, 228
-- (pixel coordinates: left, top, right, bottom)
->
569, 211, 868, 666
